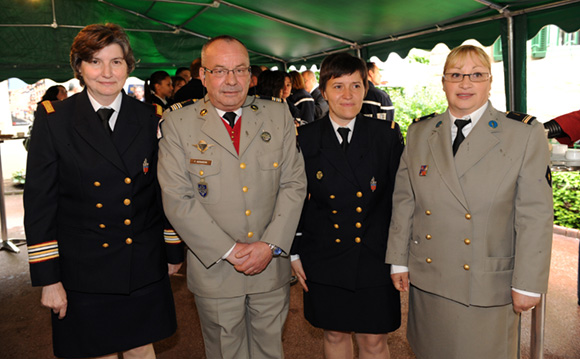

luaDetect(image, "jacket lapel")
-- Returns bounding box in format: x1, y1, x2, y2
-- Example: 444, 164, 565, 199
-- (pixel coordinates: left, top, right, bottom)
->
199, 96, 239, 158
238, 97, 263, 157
319, 118, 357, 186
111, 93, 142, 157
73, 90, 127, 173
427, 111, 468, 209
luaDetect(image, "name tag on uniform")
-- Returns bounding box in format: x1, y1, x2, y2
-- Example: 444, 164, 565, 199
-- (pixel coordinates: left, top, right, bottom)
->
190, 159, 212, 165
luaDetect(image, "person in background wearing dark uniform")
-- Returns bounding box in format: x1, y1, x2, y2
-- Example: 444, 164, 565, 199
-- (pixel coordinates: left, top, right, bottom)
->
255, 69, 285, 99
287, 70, 315, 125
361, 62, 394, 121
291, 52, 403, 359
173, 57, 205, 103
386, 45, 553, 359
249, 64, 263, 95
302, 70, 329, 121
175, 66, 192, 83
171, 75, 187, 100
144, 70, 173, 110
24, 23, 184, 359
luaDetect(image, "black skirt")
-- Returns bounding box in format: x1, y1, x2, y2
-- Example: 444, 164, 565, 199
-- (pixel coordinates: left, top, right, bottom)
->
51, 274, 177, 358
303, 280, 401, 334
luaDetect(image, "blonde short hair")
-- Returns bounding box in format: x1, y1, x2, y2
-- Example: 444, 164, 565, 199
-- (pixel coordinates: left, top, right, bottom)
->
443, 45, 491, 74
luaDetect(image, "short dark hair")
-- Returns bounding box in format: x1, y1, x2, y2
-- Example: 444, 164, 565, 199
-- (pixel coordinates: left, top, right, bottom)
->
70, 23, 135, 86
144, 70, 171, 102
251, 65, 263, 78
255, 70, 285, 98
175, 67, 190, 76
366, 62, 377, 72
319, 53, 368, 94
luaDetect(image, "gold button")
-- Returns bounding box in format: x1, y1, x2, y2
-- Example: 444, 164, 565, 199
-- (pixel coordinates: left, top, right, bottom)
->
464, 264, 470, 270
332, 210, 338, 214
426, 258, 432, 263
355, 237, 361, 243
426, 234, 432, 240
248, 232, 254, 238
99, 224, 106, 229
356, 192, 363, 198
102, 243, 109, 248
355, 222, 362, 228
330, 195, 335, 199
96, 203, 103, 208
356, 207, 362, 213
242, 186, 248, 192
425, 210, 431, 215
199, 170, 204, 176
245, 210, 251, 216
334, 224, 339, 229
124, 199, 131, 206
273, 162, 279, 168
124, 177, 131, 184
465, 213, 471, 220
94, 181, 101, 187
125, 238, 133, 244
240, 163, 246, 169
464, 238, 471, 245
335, 239, 341, 243
124, 219, 131, 226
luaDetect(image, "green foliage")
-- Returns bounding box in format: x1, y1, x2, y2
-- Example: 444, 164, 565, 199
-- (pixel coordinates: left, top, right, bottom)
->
382, 85, 448, 139
409, 55, 430, 65
12, 170, 25, 187
552, 172, 580, 229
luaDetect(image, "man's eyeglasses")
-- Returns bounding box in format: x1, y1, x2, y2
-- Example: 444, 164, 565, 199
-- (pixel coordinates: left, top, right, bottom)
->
442, 72, 491, 83
203, 67, 251, 78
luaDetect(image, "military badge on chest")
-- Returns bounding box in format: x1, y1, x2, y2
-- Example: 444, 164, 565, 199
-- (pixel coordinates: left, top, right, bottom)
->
198, 178, 208, 198
143, 158, 149, 175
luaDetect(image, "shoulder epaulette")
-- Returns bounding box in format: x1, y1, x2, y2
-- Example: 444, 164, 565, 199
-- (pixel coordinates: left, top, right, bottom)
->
153, 103, 163, 118
413, 113, 437, 123
255, 95, 283, 103
168, 99, 198, 112
386, 119, 397, 129
41, 100, 55, 114
505, 111, 536, 124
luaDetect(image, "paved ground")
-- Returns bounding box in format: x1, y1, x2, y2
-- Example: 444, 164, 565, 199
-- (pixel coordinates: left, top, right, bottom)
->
1, 191, 579, 358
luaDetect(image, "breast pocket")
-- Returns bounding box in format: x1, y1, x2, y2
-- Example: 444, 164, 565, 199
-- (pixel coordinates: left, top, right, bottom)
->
187, 151, 222, 205
257, 149, 282, 192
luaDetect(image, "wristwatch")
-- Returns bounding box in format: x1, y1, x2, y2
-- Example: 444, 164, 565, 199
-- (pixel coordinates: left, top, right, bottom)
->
268, 243, 283, 257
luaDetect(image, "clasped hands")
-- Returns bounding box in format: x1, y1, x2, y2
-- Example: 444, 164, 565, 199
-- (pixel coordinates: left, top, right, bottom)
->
226, 242, 273, 276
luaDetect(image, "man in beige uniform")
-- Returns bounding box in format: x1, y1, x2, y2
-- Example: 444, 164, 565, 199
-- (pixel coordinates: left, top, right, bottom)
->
158, 36, 306, 358
386, 45, 553, 359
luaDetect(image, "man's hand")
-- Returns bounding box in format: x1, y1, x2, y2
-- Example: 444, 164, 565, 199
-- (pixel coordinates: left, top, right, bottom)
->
391, 272, 410, 292
41, 282, 68, 319
291, 258, 309, 292
168, 262, 183, 275
226, 243, 250, 266
511, 290, 541, 314
233, 242, 273, 275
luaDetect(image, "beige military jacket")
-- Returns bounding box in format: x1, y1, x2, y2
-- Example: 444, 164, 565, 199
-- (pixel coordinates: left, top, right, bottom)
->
158, 96, 306, 298
386, 104, 553, 306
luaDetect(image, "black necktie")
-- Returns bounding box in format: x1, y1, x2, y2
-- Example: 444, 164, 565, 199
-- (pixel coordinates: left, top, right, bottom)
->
452, 118, 471, 156
97, 108, 114, 136
337, 127, 350, 152
223, 112, 237, 128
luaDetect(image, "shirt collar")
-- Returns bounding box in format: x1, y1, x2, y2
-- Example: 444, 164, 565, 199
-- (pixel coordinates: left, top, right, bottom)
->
87, 91, 123, 113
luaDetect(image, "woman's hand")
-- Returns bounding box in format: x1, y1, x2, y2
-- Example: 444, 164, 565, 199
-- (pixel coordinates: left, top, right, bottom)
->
41, 282, 68, 319
291, 258, 309, 292
391, 272, 410, 292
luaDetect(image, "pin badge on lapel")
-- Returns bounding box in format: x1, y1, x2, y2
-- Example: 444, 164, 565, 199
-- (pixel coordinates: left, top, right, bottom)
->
194, 140, 214, 153
419, 165, 428, 176
198, 178, 208, 198
143, 158, 149, 175
251, 105, 259, 111
488, 120, 498, 128
370, 177, 377, 192
316, 171, 323, 180
200, 109, 208, 116
261, 131, 272, 142
436, 121, 442, 128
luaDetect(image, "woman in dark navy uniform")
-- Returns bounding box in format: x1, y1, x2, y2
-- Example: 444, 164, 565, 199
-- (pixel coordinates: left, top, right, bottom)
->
291, 53, 403, 358
144, 70, 173, 110
24, 23, 183, 359
287, 70, 316, 125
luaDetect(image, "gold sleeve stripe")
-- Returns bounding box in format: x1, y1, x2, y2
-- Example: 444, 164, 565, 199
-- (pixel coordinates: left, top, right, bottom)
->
164, 229, 182, 244
29, 254, 59, 263
27, 240, 58, 250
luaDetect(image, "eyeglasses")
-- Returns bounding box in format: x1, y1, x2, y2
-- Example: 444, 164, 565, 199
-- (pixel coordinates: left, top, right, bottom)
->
442, 72, 491, 83
203, 67, 251, 78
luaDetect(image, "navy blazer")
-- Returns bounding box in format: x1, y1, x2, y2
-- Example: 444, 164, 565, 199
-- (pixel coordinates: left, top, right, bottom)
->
292, 114, 403, 290
24, 89, 183, 294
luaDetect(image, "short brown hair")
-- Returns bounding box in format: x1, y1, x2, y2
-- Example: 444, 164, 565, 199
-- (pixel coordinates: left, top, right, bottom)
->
70, 23, 135, 86
289, 71, 305, 90
444, 45, 491, 74
319, 52, 368, 94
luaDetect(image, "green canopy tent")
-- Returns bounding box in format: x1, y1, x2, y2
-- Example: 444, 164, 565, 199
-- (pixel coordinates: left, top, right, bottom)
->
1, 0, 580, 112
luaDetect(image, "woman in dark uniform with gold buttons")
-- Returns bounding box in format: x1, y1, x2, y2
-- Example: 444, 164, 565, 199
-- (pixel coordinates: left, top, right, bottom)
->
24, 23, 183, 359
291, 53, 403, 359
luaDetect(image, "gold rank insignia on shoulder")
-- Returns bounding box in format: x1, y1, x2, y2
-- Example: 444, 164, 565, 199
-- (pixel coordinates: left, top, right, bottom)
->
143, 158, 149, 175
41, 100, 55, 114
200, 109, 208, 116
169, 99, 198, 112
414, 113, 437, 123
251, 104, 259, 111
261, 131, 271, 142
154, 104, 163, 117
194, 140, 213, 153
316, 171, 323, 180
505, 111, 536, 124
